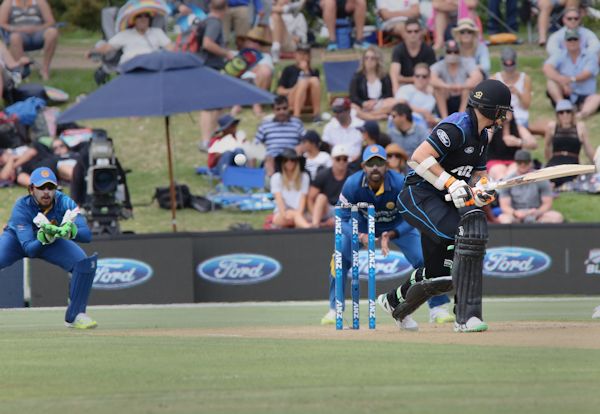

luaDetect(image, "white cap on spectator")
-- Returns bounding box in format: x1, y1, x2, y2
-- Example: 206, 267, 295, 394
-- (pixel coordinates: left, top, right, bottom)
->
331, 144, 349, 158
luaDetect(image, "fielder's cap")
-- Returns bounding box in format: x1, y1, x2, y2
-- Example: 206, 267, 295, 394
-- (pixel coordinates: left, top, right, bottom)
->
300, 129, 321, 145
331, 144, 350, 158
216, 114, 240, 132
331, 96, 351, 113
500, 47, 517, 66
565, 28, 580, 40
362, 144, 387, 162
555, 99, 574, 112
358, 121, 380, 139
30, 167, 57, 187
514, 149, 532, 162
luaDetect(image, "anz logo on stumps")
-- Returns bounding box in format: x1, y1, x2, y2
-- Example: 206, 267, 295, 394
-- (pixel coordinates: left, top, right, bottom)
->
356, 250, 413, 281
197, 254, 281, 285
93, 258, 154, 290
483, 247, 551, 278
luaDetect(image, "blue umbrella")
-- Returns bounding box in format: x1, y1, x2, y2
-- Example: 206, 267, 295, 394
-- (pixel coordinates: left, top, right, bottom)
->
58, 51, 274, 231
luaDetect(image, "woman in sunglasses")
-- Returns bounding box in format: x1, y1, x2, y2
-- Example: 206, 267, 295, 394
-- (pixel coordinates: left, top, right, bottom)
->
544, 99, 595, 188
451, 18, 490, 78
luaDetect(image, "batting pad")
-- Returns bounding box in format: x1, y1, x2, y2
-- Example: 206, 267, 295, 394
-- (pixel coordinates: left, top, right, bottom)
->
452, 210, 487, 324
65, 254, 98, 323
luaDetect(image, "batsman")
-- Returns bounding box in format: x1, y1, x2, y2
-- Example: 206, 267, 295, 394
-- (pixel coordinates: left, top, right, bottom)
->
378, 79, 513, 332
0, 167, 98, 329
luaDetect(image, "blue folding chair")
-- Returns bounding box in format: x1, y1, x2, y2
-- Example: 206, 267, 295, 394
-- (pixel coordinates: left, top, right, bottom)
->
221, 166, 265, 192
322, 56, 360, 102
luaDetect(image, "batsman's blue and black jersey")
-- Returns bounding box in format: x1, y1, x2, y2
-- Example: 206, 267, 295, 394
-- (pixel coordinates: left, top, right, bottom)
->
405, 108, 490, 192
338, 169, 406, 236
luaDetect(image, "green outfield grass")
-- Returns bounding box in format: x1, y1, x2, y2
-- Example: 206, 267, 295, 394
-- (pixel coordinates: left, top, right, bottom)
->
1, 298, 599, 414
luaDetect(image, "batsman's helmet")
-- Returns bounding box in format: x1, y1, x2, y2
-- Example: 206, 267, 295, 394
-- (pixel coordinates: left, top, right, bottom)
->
468, 79, 513, 122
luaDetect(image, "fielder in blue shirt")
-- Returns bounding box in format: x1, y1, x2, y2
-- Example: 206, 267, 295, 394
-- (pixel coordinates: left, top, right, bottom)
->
0, 167, 98, 329
321, 145, 454, 330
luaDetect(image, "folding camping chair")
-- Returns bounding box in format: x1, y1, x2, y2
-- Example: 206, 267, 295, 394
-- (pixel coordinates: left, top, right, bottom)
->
321, 52, 360, 103
207, 166, 274, 211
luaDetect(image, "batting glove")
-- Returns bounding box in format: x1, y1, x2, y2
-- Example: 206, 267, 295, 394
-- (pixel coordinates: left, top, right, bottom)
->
473, 188, 497, 207
445, 177, 474, 208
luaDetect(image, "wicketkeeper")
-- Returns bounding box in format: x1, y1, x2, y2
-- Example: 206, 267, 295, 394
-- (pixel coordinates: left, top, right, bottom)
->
378, 79, 513, 332
0, 167, 98, 329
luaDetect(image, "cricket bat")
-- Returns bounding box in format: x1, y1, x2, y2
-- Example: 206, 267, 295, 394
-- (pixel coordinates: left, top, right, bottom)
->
438, 164, 596, 202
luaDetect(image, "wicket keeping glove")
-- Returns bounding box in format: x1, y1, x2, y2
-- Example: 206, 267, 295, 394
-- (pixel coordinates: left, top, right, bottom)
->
37, 227, 56, 245
57, 222, 78, 239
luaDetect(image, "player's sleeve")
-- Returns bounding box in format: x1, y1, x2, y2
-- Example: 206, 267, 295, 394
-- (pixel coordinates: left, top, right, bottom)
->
427, 123, 464, 157
10, 202, 43, 257
337, 174, 359, 221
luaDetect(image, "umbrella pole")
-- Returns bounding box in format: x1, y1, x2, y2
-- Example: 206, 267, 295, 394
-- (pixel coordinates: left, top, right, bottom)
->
165, 116, 177, 232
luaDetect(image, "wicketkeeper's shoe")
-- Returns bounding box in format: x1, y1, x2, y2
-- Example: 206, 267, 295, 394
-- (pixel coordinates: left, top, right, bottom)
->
592, 306, 600, 319
320, 309, 336, 325
65, 313, 98, 330
454, 316, 488, 333
377, 293, 419, 331
429, 305, 455, 324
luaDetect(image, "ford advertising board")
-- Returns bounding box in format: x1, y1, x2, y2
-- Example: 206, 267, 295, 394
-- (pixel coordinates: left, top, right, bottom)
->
93, 258, 154, 290
197, 254, 282, 285
483, 247, 551, 278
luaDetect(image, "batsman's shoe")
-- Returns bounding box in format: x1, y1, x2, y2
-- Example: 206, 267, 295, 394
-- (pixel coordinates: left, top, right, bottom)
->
65, 313, 98, 330
377, 293, 418, 331
399, 315, 419, 331
454, 316, 488, 333
592, 306, 600, 319
320, 309, 336, 325
429, 305, 455, 324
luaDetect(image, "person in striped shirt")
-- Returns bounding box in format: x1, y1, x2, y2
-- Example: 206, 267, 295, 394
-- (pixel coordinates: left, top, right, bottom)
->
255, 95, 306, 176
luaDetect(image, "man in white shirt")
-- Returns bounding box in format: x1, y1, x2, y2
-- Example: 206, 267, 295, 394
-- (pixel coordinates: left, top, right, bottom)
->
322, 97, 363, 162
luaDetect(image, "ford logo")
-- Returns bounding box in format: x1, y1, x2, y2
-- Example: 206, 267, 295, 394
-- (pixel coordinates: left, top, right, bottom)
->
352, 250, 413, 281
483, 247, 551, 278
197, 254, 281, 285
93, 258, 153, 290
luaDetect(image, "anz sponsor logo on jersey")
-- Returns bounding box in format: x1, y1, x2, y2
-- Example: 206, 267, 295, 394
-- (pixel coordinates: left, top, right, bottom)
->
585, 249, 600, 275
93, 258, 154, 289
436, 129, 451, 147
464, 146, 475, 154
483, 247, 551, 278
353, 250, 412, 281
197, 254, 281, 285
450, 165, 473, 178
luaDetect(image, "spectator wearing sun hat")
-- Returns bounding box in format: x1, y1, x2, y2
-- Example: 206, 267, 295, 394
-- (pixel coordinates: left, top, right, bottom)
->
452, 17, 490, 78
430, 39, 483, 118
207, 114, 246, 175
